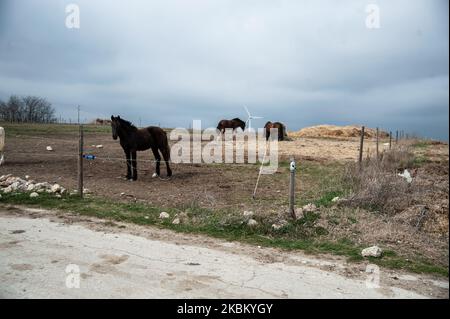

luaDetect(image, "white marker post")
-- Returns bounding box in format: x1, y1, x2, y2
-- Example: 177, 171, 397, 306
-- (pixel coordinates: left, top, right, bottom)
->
289, 158, 296, 220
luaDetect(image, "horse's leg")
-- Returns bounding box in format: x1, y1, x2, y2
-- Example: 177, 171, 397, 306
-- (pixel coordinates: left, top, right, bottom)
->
124, 149, 132, 180
151, 147, 161, 176
161, 147, 172, 177
131, 150, 138, 181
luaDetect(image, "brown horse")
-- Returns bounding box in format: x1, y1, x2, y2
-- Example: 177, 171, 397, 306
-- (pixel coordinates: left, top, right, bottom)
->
111, 115, 172, 181
264, 121, 286, 141
216, 118, 246, 134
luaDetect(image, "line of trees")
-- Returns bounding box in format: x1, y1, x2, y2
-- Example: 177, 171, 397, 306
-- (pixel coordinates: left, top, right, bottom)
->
0, 95, 57, 123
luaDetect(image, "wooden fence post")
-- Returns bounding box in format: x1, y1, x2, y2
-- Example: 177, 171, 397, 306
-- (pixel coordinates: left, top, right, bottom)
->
289, 158, 297, 220
78, 124, 84, 198
376, 127, 379, 160
389, 131, 392, 149
359, 126, 365, 169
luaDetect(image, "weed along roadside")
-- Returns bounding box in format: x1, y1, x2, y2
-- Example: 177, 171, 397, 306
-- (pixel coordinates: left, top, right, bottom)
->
0, 190, 447, 278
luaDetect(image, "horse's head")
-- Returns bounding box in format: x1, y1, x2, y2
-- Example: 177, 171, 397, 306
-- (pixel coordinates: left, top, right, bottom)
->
110, 115, 121, 140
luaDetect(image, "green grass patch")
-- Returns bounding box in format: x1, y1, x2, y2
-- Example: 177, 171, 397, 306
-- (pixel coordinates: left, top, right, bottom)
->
1, 191, 447, 277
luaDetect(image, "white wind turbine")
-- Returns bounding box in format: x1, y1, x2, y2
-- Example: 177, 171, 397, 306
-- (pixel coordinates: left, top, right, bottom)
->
244, 105, 263, 132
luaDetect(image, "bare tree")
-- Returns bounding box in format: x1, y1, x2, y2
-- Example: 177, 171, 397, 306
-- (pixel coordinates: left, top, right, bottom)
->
0, 95, 56, 123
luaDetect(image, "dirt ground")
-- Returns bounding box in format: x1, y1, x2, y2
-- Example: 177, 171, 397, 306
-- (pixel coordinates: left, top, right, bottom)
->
0, 132, 444, 211
0, 131, 388, 209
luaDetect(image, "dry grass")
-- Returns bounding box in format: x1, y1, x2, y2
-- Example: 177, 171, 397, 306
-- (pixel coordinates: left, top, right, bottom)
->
342, 146, 417, 215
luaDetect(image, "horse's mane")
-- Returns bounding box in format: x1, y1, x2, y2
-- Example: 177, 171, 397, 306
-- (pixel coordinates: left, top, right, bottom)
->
232, 118, 244, 123
117, 117, 138, 131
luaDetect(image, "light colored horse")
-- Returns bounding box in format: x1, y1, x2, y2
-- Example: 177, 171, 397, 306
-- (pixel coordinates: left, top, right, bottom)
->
0, 127, 4, 165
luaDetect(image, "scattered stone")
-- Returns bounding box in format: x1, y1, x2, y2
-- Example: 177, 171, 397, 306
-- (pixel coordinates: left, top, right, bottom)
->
159, 212, 170, 219
46, 146, 53, 151
302, 203, 317, 212
55, 194, 62, 198
247, 219, 258, 227
361, 246, 383, 258
26, 184, 36, 191
29, 192, 39, 198
51, 184, 61, 193
96, 145, 103, 149
331, 197, 340, 203
25, 175, 30, 180
243, 211, 254, 218
3, 186, 13, 194
172, 218, 181, 225
398, 169, 413, 183
272, 219, 288, 230
83, 188, 91, 194
0, 194, 2, 199
0, 174, 12, 182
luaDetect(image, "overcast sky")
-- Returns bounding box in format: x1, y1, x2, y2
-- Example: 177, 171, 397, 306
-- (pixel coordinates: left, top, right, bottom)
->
0, 0, 448, 140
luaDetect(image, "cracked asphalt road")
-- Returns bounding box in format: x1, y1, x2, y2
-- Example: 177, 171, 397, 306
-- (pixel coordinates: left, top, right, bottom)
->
0, 210, 446, 298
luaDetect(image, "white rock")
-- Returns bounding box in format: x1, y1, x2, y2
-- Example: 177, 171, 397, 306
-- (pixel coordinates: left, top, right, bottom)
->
172, 218, 181, 225
243, 211, 254, 218
331, 197, 340, 203
272, 224, 283, 230
398, 169, 413, 183
10, 181, 21, 191
46, 146, 53, 151
83, 188, 91, 194
3, 186, 13, 193
55, 194, 62, 198
302, 203, 317, 212
51, 184, 61, 193
29, 192, 39, 198
25, 175, 30, 180
0, 174, 12, 182
96, 145, 103, 149
35, 182, 51, 190
152, 173, 158, 178
26, 184, 36, 191
361, 246, 383, 258
247, 219, 258, 227
159, 212, 170, 219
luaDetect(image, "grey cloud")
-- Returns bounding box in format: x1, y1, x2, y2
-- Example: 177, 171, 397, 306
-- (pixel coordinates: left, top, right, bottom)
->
0, 0, 448, 140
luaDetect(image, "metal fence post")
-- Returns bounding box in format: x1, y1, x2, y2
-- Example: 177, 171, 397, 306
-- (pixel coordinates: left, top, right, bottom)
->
78, 124, 84, 198
289, 158, 297, 220
359, 126, 365, 169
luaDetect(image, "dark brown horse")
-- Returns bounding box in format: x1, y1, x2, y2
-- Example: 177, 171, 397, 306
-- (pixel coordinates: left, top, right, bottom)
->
264, 121, 286, 141
111, 116, 172, 181
216, 118, 246, 134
